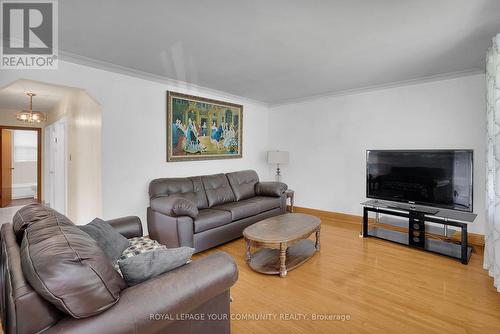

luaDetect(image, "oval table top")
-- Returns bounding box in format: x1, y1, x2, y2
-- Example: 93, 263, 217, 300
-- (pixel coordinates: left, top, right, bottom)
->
243, 213, 320, 244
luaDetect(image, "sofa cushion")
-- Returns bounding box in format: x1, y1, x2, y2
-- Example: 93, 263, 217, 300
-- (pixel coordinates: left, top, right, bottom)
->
79, 218, 130, 263
19, 205, 126, 319
113, 236, 167, 274
189, 176, 209, 209
194, 209, 232, 233
213, 199, 261, 221
226, 170, 259, 201
119, 236, 167, 260
13, 203, 63, 242
249, 196, 282, 212
149, 176, 209, 209
1, 223, 63, 334
201, 173, 236, 207
118, 247, 194, 286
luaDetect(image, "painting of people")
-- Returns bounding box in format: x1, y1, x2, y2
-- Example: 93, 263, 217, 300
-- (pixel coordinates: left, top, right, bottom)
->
167, 91, 243, 161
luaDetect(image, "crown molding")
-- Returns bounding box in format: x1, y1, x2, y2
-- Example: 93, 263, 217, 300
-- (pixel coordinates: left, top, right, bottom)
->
269, 68, 485, 108
58, 50, 270, 108
59, 51, 484, 109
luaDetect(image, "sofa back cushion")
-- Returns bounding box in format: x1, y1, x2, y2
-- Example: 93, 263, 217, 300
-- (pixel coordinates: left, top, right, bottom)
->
19, 205, 126, 319
201, 173, 236, 207
1, 223, 62, 334
13, 203, 52, 243
226, 170, 259, 201
149, 176, 208, 209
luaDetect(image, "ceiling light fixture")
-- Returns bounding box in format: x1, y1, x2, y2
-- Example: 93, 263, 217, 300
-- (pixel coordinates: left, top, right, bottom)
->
16, 93, 47, 124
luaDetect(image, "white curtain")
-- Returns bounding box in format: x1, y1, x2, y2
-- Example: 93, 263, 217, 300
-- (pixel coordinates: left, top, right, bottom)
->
485, 34, 500, 292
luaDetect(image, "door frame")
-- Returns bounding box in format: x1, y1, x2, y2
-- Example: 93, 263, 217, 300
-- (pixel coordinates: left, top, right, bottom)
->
0, 125, 42, 203
44, 118, 67, 214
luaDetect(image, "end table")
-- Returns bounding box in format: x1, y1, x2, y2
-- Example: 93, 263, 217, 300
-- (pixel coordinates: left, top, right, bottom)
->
285, 189, 294, 212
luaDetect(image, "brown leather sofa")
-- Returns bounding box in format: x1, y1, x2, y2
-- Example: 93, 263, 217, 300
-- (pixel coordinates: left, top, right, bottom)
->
0, 207, 238, 334
147, 170, 288, 253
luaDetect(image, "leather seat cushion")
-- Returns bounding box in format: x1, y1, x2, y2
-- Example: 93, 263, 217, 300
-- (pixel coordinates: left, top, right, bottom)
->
248, 196, 282, 212
19, 204, 126, 319
194, 209, 232, 233
213, 200, 261, 221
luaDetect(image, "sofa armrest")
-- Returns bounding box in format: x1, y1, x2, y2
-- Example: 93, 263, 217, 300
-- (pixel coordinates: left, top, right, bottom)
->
147, 208, 194, 248
150, 197, 199, 219
255, 181, 288, 197
44, 252, 238, 334
106, 216, 143, 239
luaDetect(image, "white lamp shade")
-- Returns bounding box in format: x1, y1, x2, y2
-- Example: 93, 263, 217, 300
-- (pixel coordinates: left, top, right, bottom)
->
267, 151, 289, 164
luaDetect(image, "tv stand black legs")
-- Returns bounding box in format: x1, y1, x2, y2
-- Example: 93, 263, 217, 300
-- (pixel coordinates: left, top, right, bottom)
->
461, 225, 468, 264
361, 205, 473, 264
362, 207, 368, 238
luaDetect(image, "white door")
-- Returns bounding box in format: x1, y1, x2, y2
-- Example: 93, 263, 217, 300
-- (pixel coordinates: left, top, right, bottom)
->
44, 118, 67, 214
44, 126, 51, 204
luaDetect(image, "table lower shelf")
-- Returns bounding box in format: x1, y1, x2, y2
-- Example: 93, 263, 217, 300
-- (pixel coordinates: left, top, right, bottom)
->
248, 239, 317, 275
368, 227, 472, 263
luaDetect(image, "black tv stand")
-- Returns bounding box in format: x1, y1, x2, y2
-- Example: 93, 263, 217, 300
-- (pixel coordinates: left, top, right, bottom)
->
361, 200, 477, 264
386, 204, 439, 215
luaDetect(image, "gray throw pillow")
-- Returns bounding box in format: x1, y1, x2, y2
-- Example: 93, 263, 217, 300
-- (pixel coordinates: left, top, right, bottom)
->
117, 247, 195, 286
79, 218, 130, 263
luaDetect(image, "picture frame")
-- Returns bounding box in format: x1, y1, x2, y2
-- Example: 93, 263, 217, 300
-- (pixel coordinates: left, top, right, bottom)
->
167, 91, 243, 161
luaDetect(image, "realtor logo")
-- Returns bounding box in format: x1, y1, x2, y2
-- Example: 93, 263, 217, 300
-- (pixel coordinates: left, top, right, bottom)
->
1, 0, 58, 69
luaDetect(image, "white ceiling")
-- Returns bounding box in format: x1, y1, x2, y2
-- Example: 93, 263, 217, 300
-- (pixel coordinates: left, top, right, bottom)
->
0, 80, 77, 112
59, 0, 500, 104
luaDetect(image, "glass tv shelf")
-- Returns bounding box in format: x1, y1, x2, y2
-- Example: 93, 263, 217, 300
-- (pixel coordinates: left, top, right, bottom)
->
360, 199, 477, 264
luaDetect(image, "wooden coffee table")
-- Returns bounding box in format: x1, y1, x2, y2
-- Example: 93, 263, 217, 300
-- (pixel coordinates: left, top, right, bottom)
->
243, 213, 320, 278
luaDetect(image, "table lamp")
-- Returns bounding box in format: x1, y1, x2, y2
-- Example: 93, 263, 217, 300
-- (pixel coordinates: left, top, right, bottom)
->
267, 150, 289, 181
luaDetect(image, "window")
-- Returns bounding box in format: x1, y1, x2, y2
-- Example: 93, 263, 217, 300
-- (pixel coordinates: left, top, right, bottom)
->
13, 130, 37, 162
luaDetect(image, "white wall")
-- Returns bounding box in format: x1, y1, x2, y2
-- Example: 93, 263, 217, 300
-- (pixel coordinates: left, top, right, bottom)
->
67, 91, 102, 224
1, 62, 484, 234
0, 61, 271, 230
47, 90, 102, 224
269, 74, 486, 234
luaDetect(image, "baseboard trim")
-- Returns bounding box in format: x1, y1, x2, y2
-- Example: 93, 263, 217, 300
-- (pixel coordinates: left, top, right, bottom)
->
290, 206, 485, 249
291, 206, 364, 224
451, 232, 484, 249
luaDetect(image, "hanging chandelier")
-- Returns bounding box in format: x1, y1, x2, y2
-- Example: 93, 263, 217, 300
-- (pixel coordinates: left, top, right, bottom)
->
16, 93, 47, 123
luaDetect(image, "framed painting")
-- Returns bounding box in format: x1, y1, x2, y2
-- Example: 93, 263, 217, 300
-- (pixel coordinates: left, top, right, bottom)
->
167, 91, 243, 161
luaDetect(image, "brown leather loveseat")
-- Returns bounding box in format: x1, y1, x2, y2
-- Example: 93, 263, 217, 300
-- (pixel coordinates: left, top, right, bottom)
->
147, 170, 288, 252
0, 204, 238, 334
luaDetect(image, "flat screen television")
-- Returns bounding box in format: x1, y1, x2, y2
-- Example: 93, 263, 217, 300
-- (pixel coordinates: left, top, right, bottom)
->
366, 150, 473, 212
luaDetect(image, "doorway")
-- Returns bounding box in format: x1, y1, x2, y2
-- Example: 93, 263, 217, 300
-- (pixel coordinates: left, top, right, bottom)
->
44, 117, 67, 215
0, 126, 42, 208
0, 79, 102, 224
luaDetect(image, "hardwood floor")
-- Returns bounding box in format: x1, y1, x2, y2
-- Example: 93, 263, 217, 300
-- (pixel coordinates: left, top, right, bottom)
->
198, 218, 500, 334
5, 198, 36, 207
